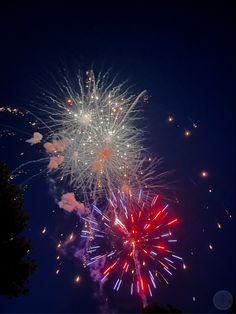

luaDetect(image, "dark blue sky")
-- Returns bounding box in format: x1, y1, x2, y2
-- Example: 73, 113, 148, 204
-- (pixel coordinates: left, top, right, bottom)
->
0, 2, 235, 313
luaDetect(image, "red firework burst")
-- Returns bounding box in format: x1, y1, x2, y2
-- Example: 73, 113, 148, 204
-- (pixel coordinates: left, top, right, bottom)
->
83, 192, 182, 305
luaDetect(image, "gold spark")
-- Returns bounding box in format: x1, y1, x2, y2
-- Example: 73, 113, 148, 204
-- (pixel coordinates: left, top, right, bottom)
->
74, 275, 80, 283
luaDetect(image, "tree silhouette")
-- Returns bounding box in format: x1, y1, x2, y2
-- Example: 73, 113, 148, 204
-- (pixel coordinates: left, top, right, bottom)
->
228, 295, 236, 313
142, 303, 182, 313
0, 162, 36, 297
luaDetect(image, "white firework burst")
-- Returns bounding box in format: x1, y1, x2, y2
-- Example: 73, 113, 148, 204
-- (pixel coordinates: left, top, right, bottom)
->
33, 70, 156, 201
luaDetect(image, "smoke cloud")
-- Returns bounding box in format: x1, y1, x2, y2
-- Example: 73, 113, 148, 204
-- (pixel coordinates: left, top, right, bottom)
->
58, 192, 87, 216
26, 132, 43, 145
48, 155, 64, 169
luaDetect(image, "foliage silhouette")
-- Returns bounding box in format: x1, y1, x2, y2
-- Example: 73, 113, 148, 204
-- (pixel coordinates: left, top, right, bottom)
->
0, 162, 36, 297
228, 295, 236, 313
143, 303, 182, 313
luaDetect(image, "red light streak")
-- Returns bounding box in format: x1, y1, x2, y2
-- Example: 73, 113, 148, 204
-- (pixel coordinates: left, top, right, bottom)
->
140, 277, 144, 290
153, 210, 161, 220
123, 262, 128, 270
103, 261, 117, 275
167, 218, 178, 226
131, 214, 134, 223
156, 246, 165, 250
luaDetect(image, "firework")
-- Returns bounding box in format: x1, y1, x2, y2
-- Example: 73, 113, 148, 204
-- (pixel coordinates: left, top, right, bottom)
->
30, 70, 162, 201
1, 69, 183, 308
82, 192, 182, 306
2, 70, 169, 204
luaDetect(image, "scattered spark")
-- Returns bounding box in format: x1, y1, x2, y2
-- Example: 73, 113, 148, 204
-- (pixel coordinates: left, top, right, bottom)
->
41, 227, 47, 234
66, 98, 73, 105
74, 275, 81, 283
225, 209, 232, 219
184, 130, 191, 137
69, 233, 75, 241
200, 171, 208, 178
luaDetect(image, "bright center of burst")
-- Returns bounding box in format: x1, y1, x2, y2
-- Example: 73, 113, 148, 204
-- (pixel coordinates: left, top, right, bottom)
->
124, 236, 142, 250
79, 113, 91, 125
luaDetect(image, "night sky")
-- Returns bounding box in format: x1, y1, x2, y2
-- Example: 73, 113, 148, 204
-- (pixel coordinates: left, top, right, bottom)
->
0, 2, 235, 313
